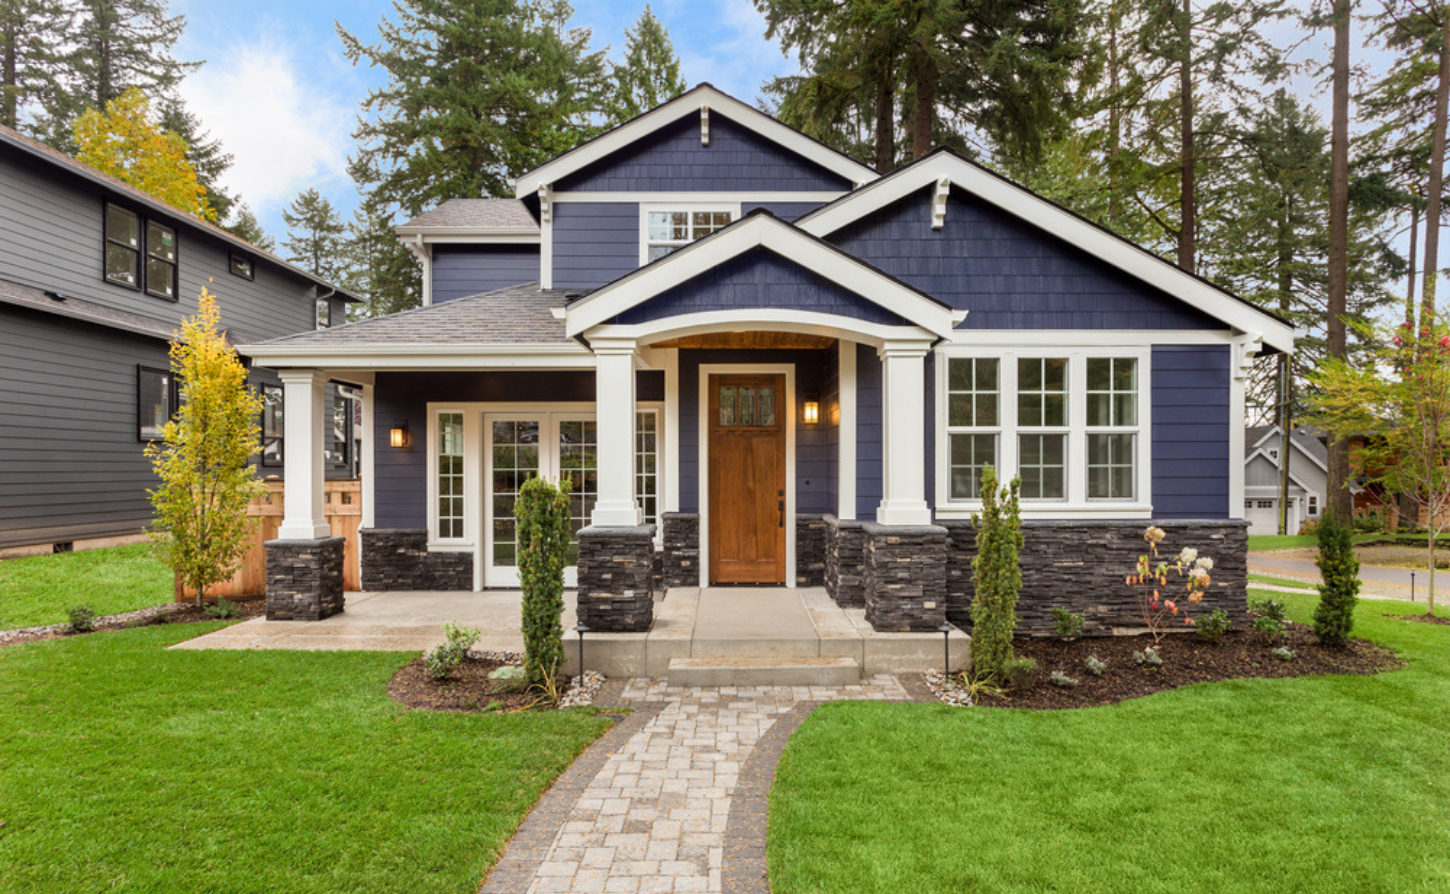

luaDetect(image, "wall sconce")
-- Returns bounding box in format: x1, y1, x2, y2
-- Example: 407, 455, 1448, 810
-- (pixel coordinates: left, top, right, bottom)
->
803, 392, 820, 426
389, 421, 410, 449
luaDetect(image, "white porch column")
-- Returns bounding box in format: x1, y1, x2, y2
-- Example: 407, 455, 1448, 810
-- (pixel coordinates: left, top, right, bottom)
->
277, 369, 331, 540
876, 342, 933, 526
591, 338, 641, 526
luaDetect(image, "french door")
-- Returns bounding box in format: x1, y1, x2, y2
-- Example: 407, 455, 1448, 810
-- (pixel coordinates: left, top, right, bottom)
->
483, 412, 598, 587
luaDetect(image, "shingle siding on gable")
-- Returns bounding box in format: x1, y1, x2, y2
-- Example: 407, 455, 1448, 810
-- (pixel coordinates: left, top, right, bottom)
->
432, 244, 539, 302
613, 249, 908, 327
828, 186, 1224, 330
1152, 345, 1230, 518
556, 115, 853, 193
552, 202, 638, 290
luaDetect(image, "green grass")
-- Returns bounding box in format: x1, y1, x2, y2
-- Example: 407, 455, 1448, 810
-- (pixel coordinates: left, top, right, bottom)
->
1247, 533, 1318, 551
0, 624, 612, 893
770, 592, 1450, 894
1247, 573, 1318, 589
0, 544, 172, 628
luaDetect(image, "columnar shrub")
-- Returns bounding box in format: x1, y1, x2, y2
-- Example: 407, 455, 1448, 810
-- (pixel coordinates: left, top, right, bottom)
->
517, 477, 571, 689
1313, 511, 1360, 647
970, 465, 1023, 684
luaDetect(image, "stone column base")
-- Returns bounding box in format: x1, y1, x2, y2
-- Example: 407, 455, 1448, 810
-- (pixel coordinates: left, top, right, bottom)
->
863, 523, 947, 632
265, 536, 345, 620
359, 528, 472, 591
661, 513, 700, 588
577, 525, 655, 632
825, 515, 867, 608
796, 515, 827, 587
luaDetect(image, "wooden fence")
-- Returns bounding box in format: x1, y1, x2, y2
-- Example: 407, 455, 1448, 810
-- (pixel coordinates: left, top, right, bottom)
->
175, 478, 362, 602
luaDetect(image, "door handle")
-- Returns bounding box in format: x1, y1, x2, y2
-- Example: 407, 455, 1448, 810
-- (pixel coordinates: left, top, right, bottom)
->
779, 499, 785, 528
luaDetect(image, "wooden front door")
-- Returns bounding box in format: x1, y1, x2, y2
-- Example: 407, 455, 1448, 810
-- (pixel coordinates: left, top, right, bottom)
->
709, 374, 786, 584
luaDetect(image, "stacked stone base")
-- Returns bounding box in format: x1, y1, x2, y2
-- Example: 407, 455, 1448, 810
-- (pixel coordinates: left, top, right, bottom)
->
265, 536, 345, 620
824, 516, 867, 607
863, 523, 947, 632
795, 515, 827, 587
661, 513, 700, 588
359, 528, 472, 591
576, 525, 655, 632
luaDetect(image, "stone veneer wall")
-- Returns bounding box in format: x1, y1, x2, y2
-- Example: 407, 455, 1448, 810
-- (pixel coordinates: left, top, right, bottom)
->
796, 515, 827, 587
359, 528, 473, 591
576, 525, 655, 632
862, 523, 948, 632
661, 513, 700, 588
941, 519, 1250, 635
824, 515, 867, 607
265, 536, 345, 620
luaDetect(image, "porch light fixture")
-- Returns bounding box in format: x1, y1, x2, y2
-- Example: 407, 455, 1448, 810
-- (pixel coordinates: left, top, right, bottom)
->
389, 421, 410, 449
803, 392, 820, 426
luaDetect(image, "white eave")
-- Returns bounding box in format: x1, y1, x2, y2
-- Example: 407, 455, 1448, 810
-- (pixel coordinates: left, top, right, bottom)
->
393, 226, 541, 245
240, 342, 591, 370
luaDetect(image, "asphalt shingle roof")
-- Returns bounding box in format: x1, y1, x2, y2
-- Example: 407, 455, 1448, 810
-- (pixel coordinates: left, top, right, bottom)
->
1246, 425, 1329, 465
0, 278, 177, 340
248, 282, 570, 347
398, 199, 539, 231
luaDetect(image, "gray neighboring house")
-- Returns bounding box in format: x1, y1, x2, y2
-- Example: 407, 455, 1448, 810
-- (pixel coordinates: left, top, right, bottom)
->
0, 124, 360, 554
1243, 425, 1327, 536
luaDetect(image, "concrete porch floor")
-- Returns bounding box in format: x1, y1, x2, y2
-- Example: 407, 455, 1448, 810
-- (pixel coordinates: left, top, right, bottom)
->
170, 587, 970, 680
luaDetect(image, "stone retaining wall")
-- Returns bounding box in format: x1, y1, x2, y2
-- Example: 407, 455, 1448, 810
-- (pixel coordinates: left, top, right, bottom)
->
577, 525, 655, 632
265, 536, 345, 620
661, 513, 700, 588
796, 515, 827, 587
359, 528, 472, 591
863, 523, 948, 632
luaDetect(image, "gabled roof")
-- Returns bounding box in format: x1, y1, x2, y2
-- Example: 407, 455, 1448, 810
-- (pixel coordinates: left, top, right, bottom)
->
0, 124, 361, 302
1246, 425, 1329, 470
513, 84, 879, 197
564, 210, 963, 339
396, 199, 539, 234
796, 149, 1296, 354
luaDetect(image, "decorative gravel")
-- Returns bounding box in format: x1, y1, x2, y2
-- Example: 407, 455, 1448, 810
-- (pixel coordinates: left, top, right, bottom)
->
558, 670, 606, 708
923, 669, 974, 707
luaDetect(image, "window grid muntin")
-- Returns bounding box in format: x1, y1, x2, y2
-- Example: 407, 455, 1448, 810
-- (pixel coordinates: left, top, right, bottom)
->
1085, 357, 1138, 501
944, 357, 1003, 501
490, 419, 540, 563
1086, 357, 1138, 427
1087, 432, 1136, 500
437, 412, 466, 540
646, 208, 733, 261
558, 419, 598, 566
1016, 357, 1068, 500
637, 410, 658, 528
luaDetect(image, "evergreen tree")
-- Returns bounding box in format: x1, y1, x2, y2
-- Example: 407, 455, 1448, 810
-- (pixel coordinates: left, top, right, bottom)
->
159, 99, 235, 220
1313, 511, 1360, 646
342, 193, 420, 318
0, 0, 71, 130
607, 6, 685, 126
338, 0, 609, 216
282, 188, 347, 283
73, 87, 211, 217
969, 466, 1024, 684
222, 203, 273, 252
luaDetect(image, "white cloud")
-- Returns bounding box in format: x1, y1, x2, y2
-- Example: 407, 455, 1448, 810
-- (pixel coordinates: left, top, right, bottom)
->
177, 40, 354, 220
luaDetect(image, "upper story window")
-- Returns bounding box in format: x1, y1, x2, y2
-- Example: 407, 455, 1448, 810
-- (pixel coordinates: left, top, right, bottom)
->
105, 202, 178, 301
640, 204, 737, 264
229, 252, 255, 280
316, 297, 331, 329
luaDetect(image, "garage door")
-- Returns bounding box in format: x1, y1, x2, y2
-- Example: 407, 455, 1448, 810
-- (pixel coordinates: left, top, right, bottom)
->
1246, 499, 1279, 536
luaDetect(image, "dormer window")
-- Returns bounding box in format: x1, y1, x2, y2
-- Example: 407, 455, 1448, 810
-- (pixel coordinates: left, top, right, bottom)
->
641, 204, 737, 264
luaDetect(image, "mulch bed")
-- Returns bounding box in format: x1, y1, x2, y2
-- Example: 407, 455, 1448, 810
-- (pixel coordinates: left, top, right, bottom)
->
1391, 613, 1450, 626
0, 597, 266, 648
974, 622, 1404, 710
388, 655, 572, 713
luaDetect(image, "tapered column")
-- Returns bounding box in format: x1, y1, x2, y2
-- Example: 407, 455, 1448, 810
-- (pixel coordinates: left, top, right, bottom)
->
277, 369, 331, 540
876, 342, 933, 526
591, 338, 641, 526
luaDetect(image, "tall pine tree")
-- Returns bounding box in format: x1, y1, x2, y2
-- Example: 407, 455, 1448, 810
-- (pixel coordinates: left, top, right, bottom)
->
341, 192, 420, 319
282, 188, 347, 284
223, 203, 273, 252
607, 6, 685, 125
159, 99, 236, 220
0, 0, 71, 130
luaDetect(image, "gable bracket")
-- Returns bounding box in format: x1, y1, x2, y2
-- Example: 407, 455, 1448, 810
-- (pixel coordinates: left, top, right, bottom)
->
538, 184, 553, 224
932, 176, 950, 230
1233, 331, 1263, 381
701, 105, 710, 146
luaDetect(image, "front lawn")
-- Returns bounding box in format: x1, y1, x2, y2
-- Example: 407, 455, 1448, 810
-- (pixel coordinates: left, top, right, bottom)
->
1247, 533, 1318, 551
0, 544, 172, 629
769, 592, 1450, 894
0, 624, 612, 893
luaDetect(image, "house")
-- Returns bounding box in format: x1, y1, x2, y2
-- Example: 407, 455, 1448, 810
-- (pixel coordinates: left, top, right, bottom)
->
0, 125, 360, 555
1242, 425, 1327, 536
242, 85, 1295, 633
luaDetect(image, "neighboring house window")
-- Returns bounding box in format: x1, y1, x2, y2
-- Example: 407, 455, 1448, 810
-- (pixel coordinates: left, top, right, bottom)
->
105, 203, 179, 300
316, 298, 331, 328
137, 366, 176, 441
1085, 357, 1138, 500
260, 384, 283, 465
640, 204, 737, 263
1308, 495, 1319, 516
945, 357, 999, 499
437, 412, 465, 540
1016, 357, 1068, 500
230, 252, 255, 280
1268, 448, 1279, 461
637, 410, 659, 527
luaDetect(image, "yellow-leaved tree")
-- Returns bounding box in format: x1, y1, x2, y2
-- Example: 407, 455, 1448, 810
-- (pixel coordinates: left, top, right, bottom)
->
74, 87, 215, 220
146, 287, 262, 605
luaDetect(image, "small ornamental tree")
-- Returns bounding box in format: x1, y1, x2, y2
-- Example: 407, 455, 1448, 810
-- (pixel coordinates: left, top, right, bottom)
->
970, 466, 1024, 684
1313, 510, 1360, 646
146, 288, 262, 605
74, 88, 214, 219
1126, 528, 1213, 644
517, 476, 571, 690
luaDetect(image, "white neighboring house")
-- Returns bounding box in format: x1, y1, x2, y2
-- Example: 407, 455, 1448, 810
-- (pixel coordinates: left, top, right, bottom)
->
1243, 425, 1328, 536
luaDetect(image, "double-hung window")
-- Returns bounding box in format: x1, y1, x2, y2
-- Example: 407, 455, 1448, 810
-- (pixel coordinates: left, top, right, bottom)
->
1086, 358, 1138, 500
640, 204, 737, 264
1017, 357, 1069, 500
105, 202, 178, 300
945, 358, 999, 499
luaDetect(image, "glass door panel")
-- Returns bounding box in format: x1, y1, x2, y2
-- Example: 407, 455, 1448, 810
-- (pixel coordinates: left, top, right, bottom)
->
488, 418, 541, 568
557, 418, 598, 566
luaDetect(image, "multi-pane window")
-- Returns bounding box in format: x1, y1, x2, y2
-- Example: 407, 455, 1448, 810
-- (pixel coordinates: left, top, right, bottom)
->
719, 384, 776, 427
645, 209, 733, 262
1086, 358, 1137, 500
145, 221, 177, 300
559, 420, 599, 565
491, 420, 540, 563
1017, 358, 1068, 499
637, 411, 658, 527
137, 366, 175, 441
437, 413, 465, 540
945, 357, 999, 499
106, 203, 178, 300
260, 384, 283, 465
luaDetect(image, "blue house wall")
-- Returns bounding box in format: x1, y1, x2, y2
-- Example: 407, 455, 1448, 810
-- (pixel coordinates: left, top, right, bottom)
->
552, 203, 638, 291
856, 342, 882, 521
433, 245, 539, 302
1151, 345, 1231, 518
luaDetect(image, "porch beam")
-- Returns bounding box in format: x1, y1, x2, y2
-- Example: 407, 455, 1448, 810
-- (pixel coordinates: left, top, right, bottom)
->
591, 338, 642, 526
876, 343, 933, 527
277, 369, 331, 540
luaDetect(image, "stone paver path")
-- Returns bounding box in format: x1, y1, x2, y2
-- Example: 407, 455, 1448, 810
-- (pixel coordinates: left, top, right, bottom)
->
481, 676, 918, 894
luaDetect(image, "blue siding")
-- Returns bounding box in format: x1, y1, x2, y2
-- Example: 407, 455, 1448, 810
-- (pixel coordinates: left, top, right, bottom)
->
823, 345, 840, 515
856, 342, 882, 521
743, 201, 824, 222
433, 244, 539, 302
557, 114, 852, 192
614, 249, 908, 326
829, 186, 1223, 330
553, 203, 638, 291
1152, 345, 1230, 518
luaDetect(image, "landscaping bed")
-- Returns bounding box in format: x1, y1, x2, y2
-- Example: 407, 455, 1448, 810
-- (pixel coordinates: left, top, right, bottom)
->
1392, 612, 1450, 626
388, 653, 566, 712
0, 596, 265, 648
972, 622, 1402, 710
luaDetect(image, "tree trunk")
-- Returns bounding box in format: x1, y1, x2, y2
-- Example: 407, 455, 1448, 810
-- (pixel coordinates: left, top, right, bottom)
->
1, 19, 16, 130
1327, 0, 1354, 520
1177, 0, 1195, 273
1420, 13, 1450, 327
874, 65, 895, 174
910, 37, 934, 159
1277, 202, 1293, 535
1107, 1, 1123, 225
1401, 205, 1422, 530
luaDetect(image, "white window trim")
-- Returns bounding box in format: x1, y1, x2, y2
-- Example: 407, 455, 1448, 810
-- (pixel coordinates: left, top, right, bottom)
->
638, 202, 741, 266
427, 407, 478, 551
934, 346, 1153, 520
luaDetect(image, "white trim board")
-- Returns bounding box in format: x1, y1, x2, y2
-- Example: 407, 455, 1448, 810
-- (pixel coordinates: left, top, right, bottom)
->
795, 151, 1296, 354
514, 85, 878, 197
1247, 425, 1329, 473
557, 191, 845, 204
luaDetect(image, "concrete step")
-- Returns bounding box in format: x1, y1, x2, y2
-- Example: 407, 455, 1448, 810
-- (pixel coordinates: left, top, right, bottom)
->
666, 656, 862, 687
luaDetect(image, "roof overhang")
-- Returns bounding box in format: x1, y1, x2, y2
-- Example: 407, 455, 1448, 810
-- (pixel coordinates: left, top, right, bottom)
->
394, 226, 541, 245
796, 151, 1297, 355
514, 85, 879, 197
240, 342, 592, 371
563, 212, 964, 341
1246, 427, 1329, 473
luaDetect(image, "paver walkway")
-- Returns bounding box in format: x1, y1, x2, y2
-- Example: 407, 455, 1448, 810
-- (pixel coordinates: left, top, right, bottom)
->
481, 676, 924, 894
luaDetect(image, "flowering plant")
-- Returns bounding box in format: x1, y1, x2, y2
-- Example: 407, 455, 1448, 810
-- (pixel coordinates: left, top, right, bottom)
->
1125, 526, 1213, 643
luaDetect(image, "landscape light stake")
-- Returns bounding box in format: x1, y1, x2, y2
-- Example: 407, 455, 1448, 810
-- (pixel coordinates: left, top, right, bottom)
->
938, 623, 953, 679
1411, 571, 1416, 603
573, 623, 588, 676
